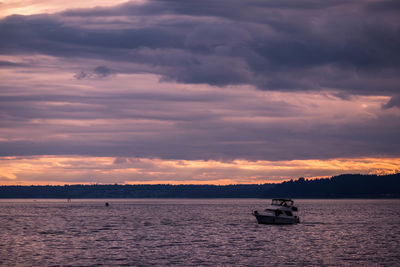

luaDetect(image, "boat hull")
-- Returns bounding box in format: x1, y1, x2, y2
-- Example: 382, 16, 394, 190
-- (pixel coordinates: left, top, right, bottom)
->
253, 214, 299, 225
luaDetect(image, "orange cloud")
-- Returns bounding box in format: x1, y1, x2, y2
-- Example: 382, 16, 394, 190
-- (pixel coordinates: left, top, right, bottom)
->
0, 156, 399, 185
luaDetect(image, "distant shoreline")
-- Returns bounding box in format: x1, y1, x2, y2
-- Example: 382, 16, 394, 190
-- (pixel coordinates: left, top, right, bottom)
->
1, 197, 399, 200
1, 174, 399, 199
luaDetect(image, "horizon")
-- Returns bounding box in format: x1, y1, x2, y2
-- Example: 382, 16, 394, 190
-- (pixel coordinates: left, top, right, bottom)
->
1, 173, 398, 187
1, 0, 400, 185
2, 174, 399, 200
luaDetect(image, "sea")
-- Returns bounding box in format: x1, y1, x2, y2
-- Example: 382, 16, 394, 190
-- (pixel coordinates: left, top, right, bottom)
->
0, 199, 399, 266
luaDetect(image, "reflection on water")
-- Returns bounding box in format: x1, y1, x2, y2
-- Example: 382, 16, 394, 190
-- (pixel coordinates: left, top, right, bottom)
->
0, 199, 399, 266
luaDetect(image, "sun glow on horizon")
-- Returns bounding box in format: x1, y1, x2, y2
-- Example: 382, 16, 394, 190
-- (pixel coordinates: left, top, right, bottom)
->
0, 156, 399, 186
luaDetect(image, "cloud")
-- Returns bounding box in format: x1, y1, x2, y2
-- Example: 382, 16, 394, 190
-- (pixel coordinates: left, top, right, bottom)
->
0, 1, 399, 97
1, 156, 399, 185
93, 65, 114, 77
0, 0, 130, 18
74, 65, 115, 79
1, 0, 400, 182
383, 95, 400, 109
0, 67, 399, 161
0, 60, 27, 67
366, 0, 400, 11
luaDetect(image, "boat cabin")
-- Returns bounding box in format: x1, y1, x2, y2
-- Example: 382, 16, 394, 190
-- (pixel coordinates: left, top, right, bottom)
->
253, 198, 300, 224
271, 198, 294, 207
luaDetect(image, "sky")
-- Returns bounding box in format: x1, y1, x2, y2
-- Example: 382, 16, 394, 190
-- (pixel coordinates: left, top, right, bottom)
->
0, 0, 400, 185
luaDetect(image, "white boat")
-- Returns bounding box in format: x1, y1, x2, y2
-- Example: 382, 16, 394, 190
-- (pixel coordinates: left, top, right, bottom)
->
253, 198, 300, 224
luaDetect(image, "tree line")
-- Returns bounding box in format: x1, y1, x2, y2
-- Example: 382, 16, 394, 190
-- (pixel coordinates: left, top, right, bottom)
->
265, 173, 400, 198
0, 174, 399, 198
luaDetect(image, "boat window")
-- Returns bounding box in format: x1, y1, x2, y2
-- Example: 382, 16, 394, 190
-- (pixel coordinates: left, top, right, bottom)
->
272, 199, 280, 205
275, 210, 283, 216
284, 211, 293, 216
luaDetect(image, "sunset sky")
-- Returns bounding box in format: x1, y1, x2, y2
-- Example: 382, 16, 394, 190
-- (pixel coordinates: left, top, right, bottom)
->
1, 0, 400, 185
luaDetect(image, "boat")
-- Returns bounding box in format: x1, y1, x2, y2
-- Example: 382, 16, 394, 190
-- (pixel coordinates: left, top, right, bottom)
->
253, 198, 300, 224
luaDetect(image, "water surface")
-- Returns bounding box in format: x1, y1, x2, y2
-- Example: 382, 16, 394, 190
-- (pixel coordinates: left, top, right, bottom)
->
0, 199, 399, 266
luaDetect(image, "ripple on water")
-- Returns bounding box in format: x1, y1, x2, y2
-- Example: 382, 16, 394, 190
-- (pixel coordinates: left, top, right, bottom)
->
0, 199, 399, 266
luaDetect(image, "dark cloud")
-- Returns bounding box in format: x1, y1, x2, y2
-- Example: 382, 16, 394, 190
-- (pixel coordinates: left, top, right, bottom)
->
366, 0, 400, 11
1, 109, 400, 160
0, 60, 26, 67
1, 79, 399, 161
74, 65, 115, 79
62, 0, 348, 19
1, 0, 400, 163
74, 71, 89, 80
383, 95, 400, 109
93, 66, 114, 77
1, 1, 399, 97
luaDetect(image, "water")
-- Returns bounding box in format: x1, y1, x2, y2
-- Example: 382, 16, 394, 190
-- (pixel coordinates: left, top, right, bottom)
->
0, 199, 399, 266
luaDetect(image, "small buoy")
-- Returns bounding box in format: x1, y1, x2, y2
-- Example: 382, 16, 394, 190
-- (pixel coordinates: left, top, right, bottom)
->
105, 202, 109, 207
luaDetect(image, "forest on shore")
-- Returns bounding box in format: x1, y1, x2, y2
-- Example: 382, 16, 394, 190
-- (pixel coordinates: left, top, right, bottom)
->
0, 174, 399, 198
